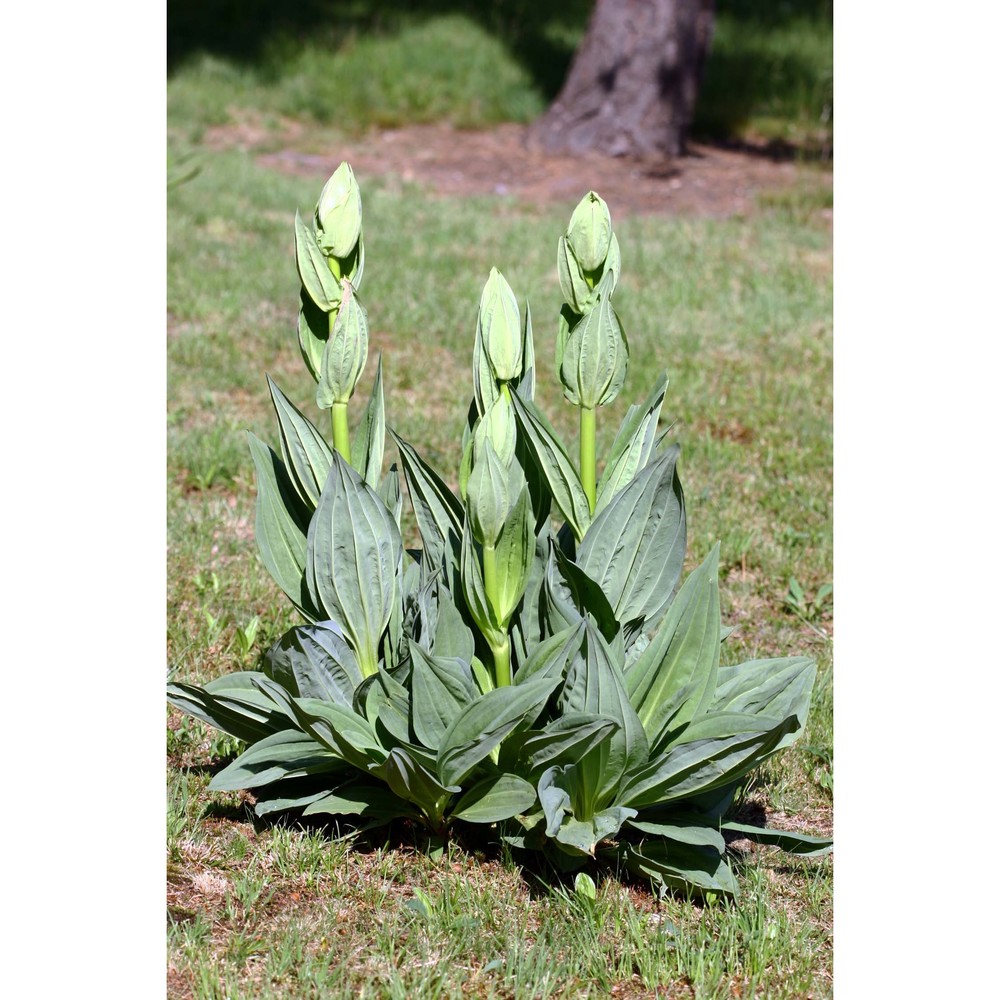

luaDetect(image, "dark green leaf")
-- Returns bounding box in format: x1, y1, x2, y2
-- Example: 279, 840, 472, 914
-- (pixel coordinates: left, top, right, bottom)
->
450, 773, 537, 823
209, 730, 343, 791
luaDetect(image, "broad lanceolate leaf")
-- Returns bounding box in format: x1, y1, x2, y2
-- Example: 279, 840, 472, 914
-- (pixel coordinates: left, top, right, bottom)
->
298, 288, 327, 382
509, 392, 591, 541
542, 543, 620, 645
578, 446, 685, 644
317, 287, 368, 409
618, 840, 739, 897
411, 572, 475, 664
253, 676, 386, 772
263, 620, 363, 709
390, 429, 464, 593
510, 713, 619, 779
619, 716, 799, 810
557, 619, 649, 811
295, 209, 341, 311
167, 671, 290, 744
710, 657, 817, 751
209, 730, 344, 791
625, 544, 721, 747
721, 822, 833, 857
303, 781, 419, 822
492, 482, 533, 626
247, 432, 319, 621
450, 773, 537, 824
267, 376, 332, 510
351, 354, 385, 489
437, 671, 563, 787
408, 642, 478, 749
305, 453, 403, 677
369, 747, 460, 827
595, 373, 668, 515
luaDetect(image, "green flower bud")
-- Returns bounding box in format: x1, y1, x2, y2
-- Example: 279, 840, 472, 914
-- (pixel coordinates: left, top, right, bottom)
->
466, 439, 511, 548
567, 191, 612, 272
316, 286, 369, 408
559, 273, 628, 409
473, 392, 516, 470
315, 163, 362, 259
478, 268, 522, 383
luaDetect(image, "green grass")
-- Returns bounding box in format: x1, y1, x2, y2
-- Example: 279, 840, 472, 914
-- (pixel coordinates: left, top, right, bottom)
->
167, 1, 832, 151
167, 143, 832, 997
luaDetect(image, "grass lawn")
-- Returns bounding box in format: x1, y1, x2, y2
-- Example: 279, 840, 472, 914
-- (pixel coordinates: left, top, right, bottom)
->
167, 5, 832, 997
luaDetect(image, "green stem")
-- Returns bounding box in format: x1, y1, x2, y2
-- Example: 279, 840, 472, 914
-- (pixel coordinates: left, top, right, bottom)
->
580, 405, 596, 514
482, 543, 511, 687
490, 635, 512, 689
331, 401, 351, 463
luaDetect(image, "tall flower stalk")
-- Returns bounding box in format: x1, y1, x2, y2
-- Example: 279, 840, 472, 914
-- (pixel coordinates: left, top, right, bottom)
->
556, 192, 628, 514
294, 162, 367, 462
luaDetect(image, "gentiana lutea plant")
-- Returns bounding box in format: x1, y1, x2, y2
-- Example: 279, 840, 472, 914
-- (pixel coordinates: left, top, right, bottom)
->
167, 167, 831, 896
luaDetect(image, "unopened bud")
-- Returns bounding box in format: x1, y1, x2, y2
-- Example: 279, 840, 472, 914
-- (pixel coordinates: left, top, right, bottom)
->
315, 163, 362, 259
567, 191, 612, 272
478, 268, 522, 383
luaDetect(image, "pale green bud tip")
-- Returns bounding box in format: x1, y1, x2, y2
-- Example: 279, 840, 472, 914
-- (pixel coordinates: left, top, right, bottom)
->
479, 267, 523, 382
316, 163, 363, 258
567, 191, 612, 272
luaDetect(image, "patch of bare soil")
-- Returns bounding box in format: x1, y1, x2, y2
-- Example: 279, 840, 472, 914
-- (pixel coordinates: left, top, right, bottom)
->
207, 118, 828, 218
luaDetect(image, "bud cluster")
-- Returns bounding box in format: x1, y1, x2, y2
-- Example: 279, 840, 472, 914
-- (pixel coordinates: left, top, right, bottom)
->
294, 163, 369, 413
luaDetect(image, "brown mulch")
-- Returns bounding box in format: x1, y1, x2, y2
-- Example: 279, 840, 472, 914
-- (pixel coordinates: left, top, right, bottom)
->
205, 118, 829, 219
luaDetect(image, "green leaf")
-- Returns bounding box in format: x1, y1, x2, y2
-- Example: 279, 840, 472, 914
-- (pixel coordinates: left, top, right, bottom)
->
298, 287, 327, 381
558, 619, 649, 810
721, 822, 832, 858
710, 657, 817, 751
209, 730, 343, 791
625, 545, 721, 746
390, 429, 464, 592
267, 376, 332, 510
263, 620, 363, 709
351, 354, 385, 489
492, 482, 533, 625
438, 671, 562, 787
618, 840, 739, 897
303, 781, 419, 822
408, 642, 478, 749
625, 817, 725, 853
247, 432, 319, 621
253, 676, 385, 771
450, 773, 537, 823
167, 676, 288, 744
559, 271, 628, 409
515, 713, 619, 778
619, 717, 799, 810
543, 543, 620, 644
578, 446, 685, 644
295, 209, 341, 311
595, 373, 668, 515
370, 747, 460, 825
305, 452, 403, 676
509, 392, 591, 541
317, 288, 368, 409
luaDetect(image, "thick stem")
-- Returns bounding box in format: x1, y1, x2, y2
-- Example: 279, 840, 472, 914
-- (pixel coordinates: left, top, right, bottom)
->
331, 401, 351, 463
580, 405, 597, 514
490, 635, 512, 689
482, 543, 512, 687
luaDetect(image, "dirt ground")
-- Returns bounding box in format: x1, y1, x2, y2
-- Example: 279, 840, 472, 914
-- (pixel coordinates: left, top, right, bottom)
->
207, 118, 831, 219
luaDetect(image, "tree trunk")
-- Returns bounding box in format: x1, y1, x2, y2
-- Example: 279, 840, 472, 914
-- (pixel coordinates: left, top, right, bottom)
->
526, 0, 714, 158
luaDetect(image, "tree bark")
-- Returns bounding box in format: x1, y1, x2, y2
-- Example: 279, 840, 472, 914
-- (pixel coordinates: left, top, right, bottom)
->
526, 0, 714, 157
